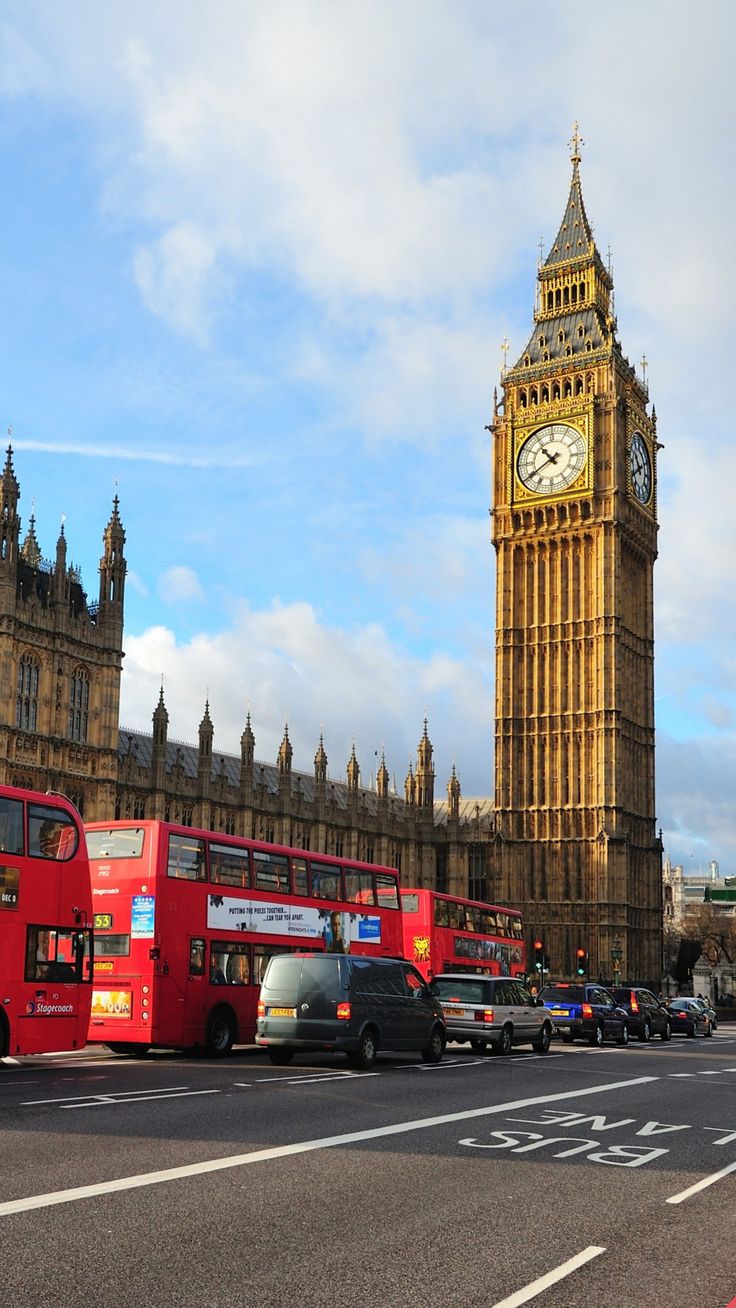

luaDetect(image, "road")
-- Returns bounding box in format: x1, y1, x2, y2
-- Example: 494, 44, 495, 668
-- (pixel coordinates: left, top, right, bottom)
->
2, 1026, 736, 1308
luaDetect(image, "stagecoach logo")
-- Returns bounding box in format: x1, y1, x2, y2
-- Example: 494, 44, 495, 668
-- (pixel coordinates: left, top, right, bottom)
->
412, 935, 431, 964
25, 1000, 75, 1016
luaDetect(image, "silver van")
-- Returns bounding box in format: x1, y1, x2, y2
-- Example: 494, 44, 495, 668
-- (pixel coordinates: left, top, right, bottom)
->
256, 953, 446, 1069
430, 974, 553, 1055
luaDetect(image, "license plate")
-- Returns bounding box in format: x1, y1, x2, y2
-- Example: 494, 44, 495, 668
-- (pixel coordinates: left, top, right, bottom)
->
550, 1008, 569, 1017
444, 1008, 465, 1017
268, 1006, 296, 1018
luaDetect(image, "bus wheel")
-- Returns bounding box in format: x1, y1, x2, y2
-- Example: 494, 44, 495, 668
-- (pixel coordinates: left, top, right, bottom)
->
206, 1008, 235, 1057
0, 1013, 9, 1060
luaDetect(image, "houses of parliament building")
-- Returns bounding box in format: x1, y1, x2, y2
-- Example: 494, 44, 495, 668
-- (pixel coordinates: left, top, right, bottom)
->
0, 140, 663, 983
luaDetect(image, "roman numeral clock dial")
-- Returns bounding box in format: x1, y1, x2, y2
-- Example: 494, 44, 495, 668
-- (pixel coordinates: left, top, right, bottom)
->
517, 423, 586, 495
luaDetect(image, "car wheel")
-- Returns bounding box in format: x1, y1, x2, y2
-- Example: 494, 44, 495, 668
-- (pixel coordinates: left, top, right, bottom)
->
421, 1026, 445, 1064
705, 1020, 713, 1038
589, 1023, 604, 1048
560, 1032, 574, 1044
638, 1020, 651, 1043
688, 1022, 697, 1038
532, 1024, 552, 1054
493, 1024, 513, 1056
661, 1021, 671, 1042
206, 1008, 236, 1057
267, 1047, 293, 1065
617, 1023, 629, 1046
469, 1038, 487, 1053
350, 1027, 378, 1070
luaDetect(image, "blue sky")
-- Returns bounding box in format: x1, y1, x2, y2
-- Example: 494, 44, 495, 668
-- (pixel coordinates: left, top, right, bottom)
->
1, 2, 734, 873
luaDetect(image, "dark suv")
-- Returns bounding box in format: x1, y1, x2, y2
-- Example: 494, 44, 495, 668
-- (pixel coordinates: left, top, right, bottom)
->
539, 982, 629, 1047
610, 987, 672, 1042
256, 953, 446, 1069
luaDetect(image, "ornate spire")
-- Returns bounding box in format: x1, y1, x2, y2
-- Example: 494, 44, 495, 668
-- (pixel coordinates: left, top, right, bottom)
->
346, 742, 360, 791
404, 761, 415, 806
278, 722, 293, 775
543, 126, 596, 268
20, 513, 41, 568
314, 732, 328, 785
376, 750, 389, 800
1, 445, 19, 506
240, 709, 255, 768
447, 763, 461, 820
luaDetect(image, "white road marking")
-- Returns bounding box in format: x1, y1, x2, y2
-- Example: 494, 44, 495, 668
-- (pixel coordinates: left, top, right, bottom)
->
0, 1075, 656, 1219
666, 1159, 736, 1205
23, 1085, 191, 1106
489, 1245, 606, 1307
63, 1090, 220, 1109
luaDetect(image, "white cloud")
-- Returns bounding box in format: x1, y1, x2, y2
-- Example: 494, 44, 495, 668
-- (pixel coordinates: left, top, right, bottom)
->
158, 566, 204, 604
120, 599, 491, 792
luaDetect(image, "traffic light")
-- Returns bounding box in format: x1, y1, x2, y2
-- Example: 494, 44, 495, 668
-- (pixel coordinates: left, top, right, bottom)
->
534, 939, 544, 972
576, 947, 587, 977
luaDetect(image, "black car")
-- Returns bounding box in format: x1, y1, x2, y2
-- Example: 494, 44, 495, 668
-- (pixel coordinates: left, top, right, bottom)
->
610, 987, 672, 1042
666, 998, 713, 1038
539, 983, 629, 1047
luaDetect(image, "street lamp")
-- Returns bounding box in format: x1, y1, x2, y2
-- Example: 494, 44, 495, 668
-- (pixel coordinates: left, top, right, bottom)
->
611, 935, 623, 983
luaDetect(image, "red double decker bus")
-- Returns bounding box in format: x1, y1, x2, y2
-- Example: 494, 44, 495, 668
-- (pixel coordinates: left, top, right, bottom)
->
85, 820, 403, 1057
0, 784, 93, 1060
400, 888, 525, 982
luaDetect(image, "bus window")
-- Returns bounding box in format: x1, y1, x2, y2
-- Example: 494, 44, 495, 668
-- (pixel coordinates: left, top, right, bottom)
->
168, 833, 206, 881
481, 909, 497, 933
344, 869, 375, 906
25, 925, 90, 982
95, 934, 130, 957
511, 917, 523, 939
210, 942, 251, 985
496, 913, 510, 937
310, 861, 342, 901
0, 795, 23, 854
85, 826, 145, 859
253, 850, 289, 893
400, 893, 420, 913
292, 857, 309, 896
465, 905, 482, 933
448, 901, 464, 929
189, 937, 206, 976
434, 898, 449, 928
375, 874, 400, 910
29, 805, 78, 861
210, 842, 250, 888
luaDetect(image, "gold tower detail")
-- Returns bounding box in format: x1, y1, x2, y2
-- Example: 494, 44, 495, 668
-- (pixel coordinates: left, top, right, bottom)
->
491, 133, 662, 982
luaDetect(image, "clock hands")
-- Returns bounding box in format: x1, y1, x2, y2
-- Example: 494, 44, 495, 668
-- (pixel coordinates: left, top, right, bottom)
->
536, 447, 560, 472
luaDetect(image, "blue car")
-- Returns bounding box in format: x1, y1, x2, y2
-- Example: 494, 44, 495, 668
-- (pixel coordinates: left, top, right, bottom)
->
539, 982, 630, 1047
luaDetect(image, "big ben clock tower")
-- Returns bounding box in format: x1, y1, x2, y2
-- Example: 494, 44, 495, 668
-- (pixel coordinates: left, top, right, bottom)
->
491, 128, 662, 984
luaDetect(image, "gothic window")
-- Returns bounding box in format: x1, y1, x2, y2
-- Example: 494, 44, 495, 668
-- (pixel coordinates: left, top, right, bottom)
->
538, 336, 545, 350
579, 282, 586, 301
181, 806, 193, 827
530, 387, 538, 404
578, 324, 584, 339
542, 350, 550, 362
524, 354, 531, 367
468, 844, 488, 902
557, 330, 564, 345
575, 376, 584, 395
553, 382, 560, 400
541, 384, 549, 402
435, 845, 448, 894
68, 668, 89, 743
563, 286, 569, 306
133, 797, 146, 820
16, 654, 40, 732
519, 389, 527, 408
564, 379, 572, 397
547, 291, 553, 310
571, 284, 578, 304
555, 289, 561, 308
334, 835, 344, 858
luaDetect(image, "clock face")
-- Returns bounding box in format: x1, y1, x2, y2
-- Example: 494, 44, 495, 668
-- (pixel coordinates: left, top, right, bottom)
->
630, 431, 652, 504
517, 423, 587, 494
